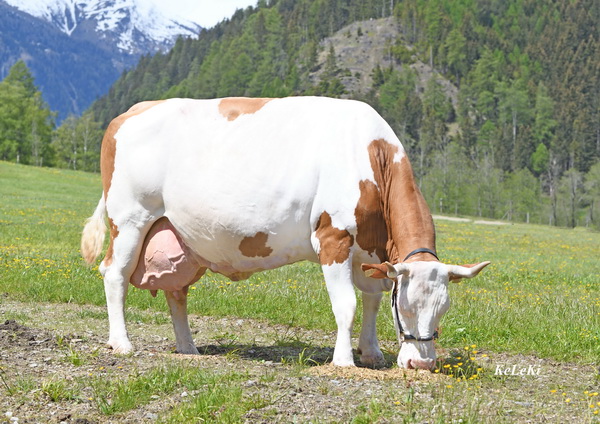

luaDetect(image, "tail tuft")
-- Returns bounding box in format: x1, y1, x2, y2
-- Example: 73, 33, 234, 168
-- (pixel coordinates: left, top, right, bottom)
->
81, 197, 107, 265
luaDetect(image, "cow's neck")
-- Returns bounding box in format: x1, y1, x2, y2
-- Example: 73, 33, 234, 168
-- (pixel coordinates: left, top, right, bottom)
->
368, 139, 436, 264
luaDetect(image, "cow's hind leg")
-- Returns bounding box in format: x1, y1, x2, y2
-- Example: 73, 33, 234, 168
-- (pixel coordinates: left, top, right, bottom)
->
102, 223, 150, 354
357, 291, 385, 368
322, 259, 357, 367
165, 289, 200, 354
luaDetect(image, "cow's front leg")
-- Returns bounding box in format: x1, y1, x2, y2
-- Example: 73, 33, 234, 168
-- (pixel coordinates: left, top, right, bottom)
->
322, 260, 356, 367
165, 288, 199, 354
358, 291, 385, 368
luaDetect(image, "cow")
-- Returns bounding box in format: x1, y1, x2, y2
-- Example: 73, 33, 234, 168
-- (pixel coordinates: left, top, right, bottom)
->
81, 97, 489, 370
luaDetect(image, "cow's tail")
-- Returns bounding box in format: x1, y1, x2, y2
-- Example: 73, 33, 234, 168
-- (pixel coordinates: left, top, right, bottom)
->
81, 196, 107, 265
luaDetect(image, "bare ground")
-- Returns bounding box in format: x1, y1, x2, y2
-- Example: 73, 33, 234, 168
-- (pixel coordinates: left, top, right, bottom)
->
0, 299, 598, 423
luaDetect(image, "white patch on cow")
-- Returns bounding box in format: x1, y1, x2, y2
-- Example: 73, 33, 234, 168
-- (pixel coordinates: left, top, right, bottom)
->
393, 149, 406, 164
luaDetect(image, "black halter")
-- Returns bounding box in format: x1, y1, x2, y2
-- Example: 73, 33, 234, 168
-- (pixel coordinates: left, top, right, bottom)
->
403, 247, 439, 262
391, 248, 440, 343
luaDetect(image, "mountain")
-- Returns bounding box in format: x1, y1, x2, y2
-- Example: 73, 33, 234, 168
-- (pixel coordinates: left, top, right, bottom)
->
0, 0, 201, 120
3, 0, 201, 57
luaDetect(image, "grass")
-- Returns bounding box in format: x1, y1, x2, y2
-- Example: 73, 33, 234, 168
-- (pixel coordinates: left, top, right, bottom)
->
1, 160, 598, 363
1, 160, 600, 422
88, 364, 246, 417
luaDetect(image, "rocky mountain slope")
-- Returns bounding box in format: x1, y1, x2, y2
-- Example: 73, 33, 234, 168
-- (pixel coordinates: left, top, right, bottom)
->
311, 17, 458, 107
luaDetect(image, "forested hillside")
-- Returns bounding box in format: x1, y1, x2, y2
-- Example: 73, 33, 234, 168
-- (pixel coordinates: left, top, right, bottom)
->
2, 0, 599, 228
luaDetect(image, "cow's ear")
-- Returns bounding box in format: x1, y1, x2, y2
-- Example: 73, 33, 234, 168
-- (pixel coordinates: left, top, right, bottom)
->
361, 263, 389, 279
361, 262, 408, 279
447, 261, 490, 282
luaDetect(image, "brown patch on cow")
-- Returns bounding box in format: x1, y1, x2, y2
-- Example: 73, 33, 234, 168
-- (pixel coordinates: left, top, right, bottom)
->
355, 179, 388, 262
103, 218, 119, 267
315, 212, 354, 266
366, 139, 436, 264
218, 97, 273, 121
101, 101, 165, 197
239, 232, 273, 258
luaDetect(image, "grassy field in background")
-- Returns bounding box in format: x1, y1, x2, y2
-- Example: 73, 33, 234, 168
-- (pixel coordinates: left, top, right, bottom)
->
1, 160, 599, 364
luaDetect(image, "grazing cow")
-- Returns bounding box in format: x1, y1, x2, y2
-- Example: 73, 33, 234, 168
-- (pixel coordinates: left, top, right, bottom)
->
81, 97, 489, 369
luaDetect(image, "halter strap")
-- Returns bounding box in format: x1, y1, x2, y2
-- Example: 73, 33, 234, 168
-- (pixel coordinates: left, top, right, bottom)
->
392, 247, 440, 343
403, 248, 439, 262
391, 281, 439, 342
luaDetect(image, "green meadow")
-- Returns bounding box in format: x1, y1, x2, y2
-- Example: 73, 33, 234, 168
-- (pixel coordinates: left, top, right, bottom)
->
1, 160, 598, 363
1, 160, 599, 422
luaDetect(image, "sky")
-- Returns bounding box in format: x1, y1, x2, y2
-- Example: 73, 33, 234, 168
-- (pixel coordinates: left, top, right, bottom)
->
152, 0, 258, 28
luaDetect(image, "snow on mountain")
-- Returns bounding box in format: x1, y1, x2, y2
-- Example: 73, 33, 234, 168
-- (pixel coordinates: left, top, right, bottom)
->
3, 0, 201, 54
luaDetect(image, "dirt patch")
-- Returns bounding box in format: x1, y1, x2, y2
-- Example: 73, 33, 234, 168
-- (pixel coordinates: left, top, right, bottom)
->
432, 215, 472, 222
1, 319, 56, 347
309, 363, 445, 382
0, 300, 598, 423
474, 219, 510, 225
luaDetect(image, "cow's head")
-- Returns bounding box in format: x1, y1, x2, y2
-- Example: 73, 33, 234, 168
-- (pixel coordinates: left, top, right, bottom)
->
362, 260, 490, 370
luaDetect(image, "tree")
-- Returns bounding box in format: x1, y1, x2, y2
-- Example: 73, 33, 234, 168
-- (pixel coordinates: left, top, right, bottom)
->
584, 162, 600, 227
0, 61, 55, 165
444, 28, 468, 83
557, 168, 583, 228
418, 76, 453, 177
495, 78, 532, 170
531, 143, 549, 176
532, 82, 557, 145
502, 168, 540, 222
52, 112, 103, 171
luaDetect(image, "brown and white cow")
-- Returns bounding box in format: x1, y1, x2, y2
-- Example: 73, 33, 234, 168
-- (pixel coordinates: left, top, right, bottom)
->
81, 97, 489, 369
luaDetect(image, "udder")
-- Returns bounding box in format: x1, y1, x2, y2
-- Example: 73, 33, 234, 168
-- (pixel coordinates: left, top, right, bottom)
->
130, 218, 205, 299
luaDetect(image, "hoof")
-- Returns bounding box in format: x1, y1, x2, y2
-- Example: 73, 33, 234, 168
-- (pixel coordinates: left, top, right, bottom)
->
332, 357, 356, 367
360, 353, 386, 369
176, 344, 200, 355
107, 339, 133, 355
